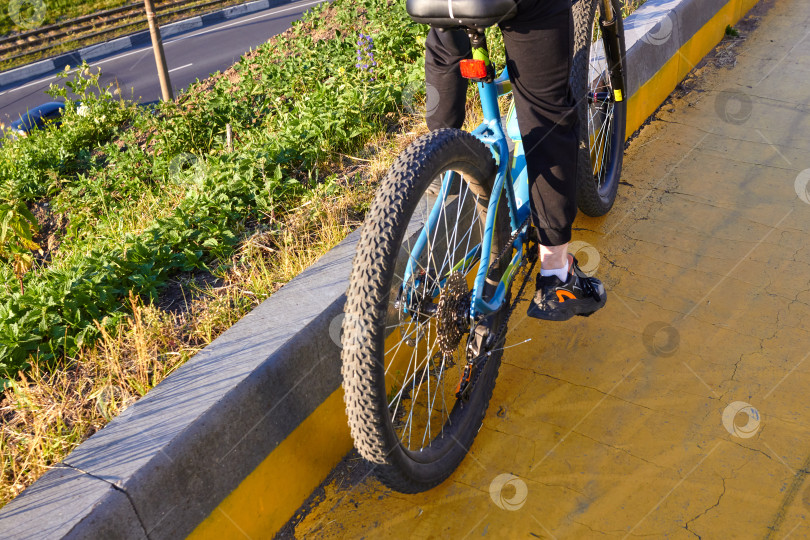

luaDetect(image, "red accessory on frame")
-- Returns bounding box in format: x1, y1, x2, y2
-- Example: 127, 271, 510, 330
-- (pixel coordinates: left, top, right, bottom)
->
460, 59, 488, 79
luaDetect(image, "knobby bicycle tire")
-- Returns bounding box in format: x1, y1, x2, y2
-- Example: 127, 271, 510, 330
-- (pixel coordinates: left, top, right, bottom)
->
341, 128, 510, 493
572, 0, 628, 217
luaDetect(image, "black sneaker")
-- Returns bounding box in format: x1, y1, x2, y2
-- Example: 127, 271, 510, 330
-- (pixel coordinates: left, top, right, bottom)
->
527, 255, 606, 321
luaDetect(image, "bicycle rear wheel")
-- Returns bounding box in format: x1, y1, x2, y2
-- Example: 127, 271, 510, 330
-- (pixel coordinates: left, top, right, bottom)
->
572, 0, 627, 217
341, 129, 510, 493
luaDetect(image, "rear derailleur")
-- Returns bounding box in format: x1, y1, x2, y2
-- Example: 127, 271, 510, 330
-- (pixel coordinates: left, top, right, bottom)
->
454, 318, 503, 402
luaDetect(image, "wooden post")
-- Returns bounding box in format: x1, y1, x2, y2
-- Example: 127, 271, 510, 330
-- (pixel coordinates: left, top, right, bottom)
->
143, 0, 173, 101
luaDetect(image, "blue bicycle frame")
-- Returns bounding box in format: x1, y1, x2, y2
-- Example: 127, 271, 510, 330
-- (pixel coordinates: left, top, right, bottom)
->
402, 57, 534, 320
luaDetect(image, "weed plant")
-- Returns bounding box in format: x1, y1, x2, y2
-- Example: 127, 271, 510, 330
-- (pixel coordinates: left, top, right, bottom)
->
0, 0, 646, 507
0, 0, 425, 380
0, 0, 431, 506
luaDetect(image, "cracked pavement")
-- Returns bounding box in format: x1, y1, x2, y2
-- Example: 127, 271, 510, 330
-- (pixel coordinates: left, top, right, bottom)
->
291, 0, 810, 537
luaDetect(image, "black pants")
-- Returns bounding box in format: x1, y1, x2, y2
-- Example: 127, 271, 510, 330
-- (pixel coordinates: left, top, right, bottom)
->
424, 0, 578, 246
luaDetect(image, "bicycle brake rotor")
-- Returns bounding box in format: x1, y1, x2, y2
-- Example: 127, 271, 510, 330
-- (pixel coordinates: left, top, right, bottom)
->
436, 272, 471, 356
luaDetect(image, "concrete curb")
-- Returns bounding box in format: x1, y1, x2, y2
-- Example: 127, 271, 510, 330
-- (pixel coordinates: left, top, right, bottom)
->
0, 0, 295, 89
624, 0, 758, 134
0, 0, 760, 538
0, 228, 359, 539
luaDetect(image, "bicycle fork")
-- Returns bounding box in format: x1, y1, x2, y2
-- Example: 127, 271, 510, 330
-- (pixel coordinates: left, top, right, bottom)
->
598, 0, 627, 103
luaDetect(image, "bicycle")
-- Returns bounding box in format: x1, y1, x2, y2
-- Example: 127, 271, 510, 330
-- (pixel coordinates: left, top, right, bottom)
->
341, 0, 627, 493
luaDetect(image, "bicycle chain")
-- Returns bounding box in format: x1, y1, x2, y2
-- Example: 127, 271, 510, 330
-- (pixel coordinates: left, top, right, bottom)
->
486, 217, 537, 354
492, 245, 537, 347
456, 218, 537, 400
490, 216, 532, 274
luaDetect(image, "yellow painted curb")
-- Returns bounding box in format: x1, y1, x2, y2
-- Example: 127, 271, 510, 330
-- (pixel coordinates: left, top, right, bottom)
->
188, 389, 352, 539
626, 0, 752, 136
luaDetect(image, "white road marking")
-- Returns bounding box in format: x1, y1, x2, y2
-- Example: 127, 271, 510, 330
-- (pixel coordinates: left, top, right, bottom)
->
0, 0, 327, 96
168, 63, 193, 73
0, 74, 58, 95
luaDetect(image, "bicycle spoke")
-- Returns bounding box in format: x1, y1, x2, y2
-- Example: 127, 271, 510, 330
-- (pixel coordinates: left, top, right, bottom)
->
392, 307, 447, 448
592, 103, 612, 179
380, 169, 490, 452
586, 8, 620, 193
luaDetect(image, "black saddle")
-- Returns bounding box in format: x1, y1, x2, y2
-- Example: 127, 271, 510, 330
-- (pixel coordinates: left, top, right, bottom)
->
406, 0, 518, 30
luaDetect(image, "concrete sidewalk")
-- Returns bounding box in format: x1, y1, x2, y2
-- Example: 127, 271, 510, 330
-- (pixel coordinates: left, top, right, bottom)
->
291, 0, 810, 537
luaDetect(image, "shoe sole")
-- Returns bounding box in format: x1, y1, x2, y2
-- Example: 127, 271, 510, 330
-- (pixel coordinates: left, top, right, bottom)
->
526, 296, 606, 322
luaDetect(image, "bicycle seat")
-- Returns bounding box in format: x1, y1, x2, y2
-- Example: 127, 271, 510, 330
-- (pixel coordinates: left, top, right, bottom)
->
406, 0, 518, 30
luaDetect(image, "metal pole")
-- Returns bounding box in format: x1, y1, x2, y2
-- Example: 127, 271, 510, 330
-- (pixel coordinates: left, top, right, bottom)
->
143, 0, 173, 101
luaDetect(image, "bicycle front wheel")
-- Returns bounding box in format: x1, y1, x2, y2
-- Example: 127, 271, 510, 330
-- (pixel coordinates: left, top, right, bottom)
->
341, 129, 510, 493
572, 0, 628, 217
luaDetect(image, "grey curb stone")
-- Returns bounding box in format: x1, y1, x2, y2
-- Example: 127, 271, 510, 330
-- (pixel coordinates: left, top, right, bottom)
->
624, 0, 730, 97
0, 465, 147, 539
159, 16, 203, 39
0, 0, 295, 89
223, 0, 271, 19
0, 0, 754, 537
79, 36, 133, 62
0, 228, 360, 539
0, 59, 55, 88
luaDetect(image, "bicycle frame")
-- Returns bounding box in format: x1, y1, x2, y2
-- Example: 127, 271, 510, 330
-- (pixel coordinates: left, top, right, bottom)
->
403, 39, 533, 321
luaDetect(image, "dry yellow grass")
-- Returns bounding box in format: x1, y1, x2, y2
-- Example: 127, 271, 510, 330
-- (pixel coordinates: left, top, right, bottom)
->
0, 110, 430, 508
0, 293, 187, 503
0, 0, 653, 502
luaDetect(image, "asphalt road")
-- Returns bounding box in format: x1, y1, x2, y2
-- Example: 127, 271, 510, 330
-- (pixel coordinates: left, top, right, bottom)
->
0, 0, 326, 125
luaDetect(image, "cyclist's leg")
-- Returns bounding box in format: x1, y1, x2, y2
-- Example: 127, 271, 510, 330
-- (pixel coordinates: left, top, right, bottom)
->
500, 0, 578, 249
425, 28, 471, 130
500, 0, 607, 320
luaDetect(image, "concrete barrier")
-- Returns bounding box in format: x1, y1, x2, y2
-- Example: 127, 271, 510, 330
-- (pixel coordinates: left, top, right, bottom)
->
624, 0, 759, 134
0, 0, 762, 537
0, 229, 359, 539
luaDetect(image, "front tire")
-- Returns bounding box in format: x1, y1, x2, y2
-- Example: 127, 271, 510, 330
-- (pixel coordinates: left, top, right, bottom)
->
572, 0, 628, 217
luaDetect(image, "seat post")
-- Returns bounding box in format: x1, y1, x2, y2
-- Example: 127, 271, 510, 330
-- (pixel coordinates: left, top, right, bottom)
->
466, 29, 487, 50
463, 28, 500, 127
465, 29, 494, 84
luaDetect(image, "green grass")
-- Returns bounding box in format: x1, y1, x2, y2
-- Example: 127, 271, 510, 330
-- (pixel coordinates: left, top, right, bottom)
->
0, 0, 652, 506
0, 0, 426, 380
622, 0, 648, 18
0, 0, 130, 36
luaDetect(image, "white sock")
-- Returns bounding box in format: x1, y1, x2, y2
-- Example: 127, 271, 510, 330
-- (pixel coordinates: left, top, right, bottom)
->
540, 261, 569, 283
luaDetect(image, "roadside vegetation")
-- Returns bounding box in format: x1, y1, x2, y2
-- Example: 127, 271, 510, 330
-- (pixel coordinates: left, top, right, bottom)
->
0, 0, 427, 506
622, 0, 647, 17
1, 0, 267, 72
0, 0, 650, 508
1, 0, 129, 36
